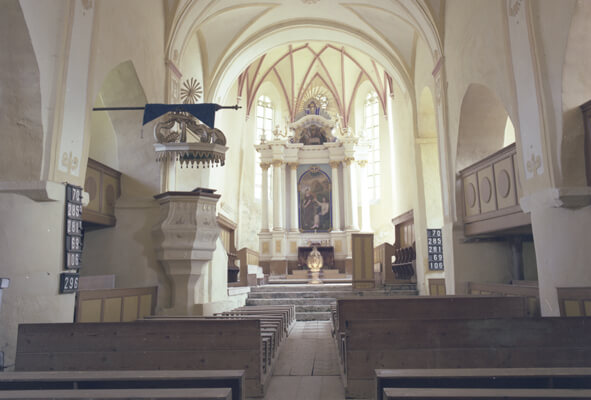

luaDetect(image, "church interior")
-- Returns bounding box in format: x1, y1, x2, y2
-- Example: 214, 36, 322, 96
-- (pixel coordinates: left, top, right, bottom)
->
1, 0, 591, 399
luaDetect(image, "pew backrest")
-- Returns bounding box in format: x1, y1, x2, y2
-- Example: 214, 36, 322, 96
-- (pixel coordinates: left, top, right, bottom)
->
336, 296, 529, 334
345, 317, 591, 399
15, 320, 262, 397
0, 370, 245, 400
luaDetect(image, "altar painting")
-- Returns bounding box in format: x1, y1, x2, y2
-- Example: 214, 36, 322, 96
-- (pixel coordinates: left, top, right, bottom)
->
298, 165, 332, 232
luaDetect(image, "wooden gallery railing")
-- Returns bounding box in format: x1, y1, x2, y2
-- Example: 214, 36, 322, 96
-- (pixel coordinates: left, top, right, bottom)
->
557, 287, 591, 317
82, 158, 121, 227
76, 286, 157, 322
458, 143, 530, 236
468, 282, 540, 317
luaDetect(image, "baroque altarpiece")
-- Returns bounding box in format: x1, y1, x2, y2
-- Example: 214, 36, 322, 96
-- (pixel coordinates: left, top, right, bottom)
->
256, 100, 368, 276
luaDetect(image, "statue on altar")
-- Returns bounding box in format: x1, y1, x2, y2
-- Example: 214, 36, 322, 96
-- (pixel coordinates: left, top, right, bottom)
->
306, 246, 324, 284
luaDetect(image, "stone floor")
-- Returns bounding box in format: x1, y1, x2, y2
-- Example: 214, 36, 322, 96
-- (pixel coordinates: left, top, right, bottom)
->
253, 321, 347, 400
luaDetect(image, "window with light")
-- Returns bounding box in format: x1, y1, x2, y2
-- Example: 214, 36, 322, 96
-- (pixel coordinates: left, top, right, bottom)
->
255, 96, 274, 200
364, 91, 381, 201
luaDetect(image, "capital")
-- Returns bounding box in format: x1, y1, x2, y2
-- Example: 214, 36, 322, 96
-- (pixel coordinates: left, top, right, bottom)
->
329, 161, 341, 169
260, 163, 270, 170
357, 160, 368, 167
344, 157, 355, 166
272, 160, 283, 167
288, 162, 298, 170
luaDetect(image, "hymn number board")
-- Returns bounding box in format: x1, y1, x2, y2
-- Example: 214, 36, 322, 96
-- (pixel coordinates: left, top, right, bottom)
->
427, 229, 444, 271
61, 184, 83, 294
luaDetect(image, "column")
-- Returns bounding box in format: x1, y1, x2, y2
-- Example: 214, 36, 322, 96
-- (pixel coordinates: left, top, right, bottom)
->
289, 163, 299, 231
280, 162, 286, 230
272, 160, 282, 231
343, 158, 353, 230
350, 159, 359, 230
260, 163, 269, 231
329, 161, 341, 231
358, 160, 371, 232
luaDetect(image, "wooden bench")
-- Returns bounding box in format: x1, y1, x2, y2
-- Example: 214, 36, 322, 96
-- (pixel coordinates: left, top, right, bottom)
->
146, 315, 280, 370
345, 317, 591, 398
334, 296, 530, 375
383, 387, 591, 399
375, 368, 591, 400
15, 320, 267, 398
0, 370, 244, 400
0, 388, 232, 399
336, 296, 529, 335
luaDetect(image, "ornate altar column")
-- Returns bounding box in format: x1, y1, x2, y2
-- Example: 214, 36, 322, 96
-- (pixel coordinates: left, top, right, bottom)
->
350, 159, 359, 230
152, 188, 221, 315
272, 160, 282, 230
358, 160, 371, 232
281, 162, 287, 230
330, 161, 341, 231
261, 163, 270, 231
343, 159, 353, 230
289, 163, 299, 231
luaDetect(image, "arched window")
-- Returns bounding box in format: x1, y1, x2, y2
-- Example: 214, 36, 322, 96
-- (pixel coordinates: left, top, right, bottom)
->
255, 96, 274, 200
364, 91, 380, 201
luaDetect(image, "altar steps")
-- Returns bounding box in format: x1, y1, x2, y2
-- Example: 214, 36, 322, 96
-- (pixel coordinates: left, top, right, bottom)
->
244, 284, 418, 321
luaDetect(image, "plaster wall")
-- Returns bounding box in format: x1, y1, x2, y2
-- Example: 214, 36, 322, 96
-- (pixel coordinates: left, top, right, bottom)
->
444, 0, 517, 173
531, 205, 591, 316
546, 0, 591, 186
81, 2, 169, 309
0, 190, 75, 368
88, 95, 119, 169
89, 0, 166, 105
19, 0, 68, 180
1, 1, 44, 181
179, 34, 204, 94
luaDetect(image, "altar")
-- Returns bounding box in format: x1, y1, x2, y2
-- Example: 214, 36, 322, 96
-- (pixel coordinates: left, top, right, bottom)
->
256, 99, 369, 277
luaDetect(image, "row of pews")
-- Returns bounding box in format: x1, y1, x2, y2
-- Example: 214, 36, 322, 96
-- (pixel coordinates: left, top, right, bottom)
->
5, 304, 295, 399
331, 295, 591, 399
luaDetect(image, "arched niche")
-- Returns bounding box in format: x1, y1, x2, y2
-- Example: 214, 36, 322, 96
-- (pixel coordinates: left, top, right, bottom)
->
561, 0, 591, 186
417, 87, 443, 228
456, 83, 513, 171
0, 2, 43, 181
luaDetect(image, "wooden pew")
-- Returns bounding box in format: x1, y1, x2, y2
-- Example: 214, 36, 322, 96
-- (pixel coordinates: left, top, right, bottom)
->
382, 387, 591, 399
345, 317, 591, 398
15, 320, 267, 398
375, 368, 591, 400
0, 370, 245, 400
336, 296, 529, 335
334, 296, 530, 374
0, 388, 232, 399
146, 315, 280, 371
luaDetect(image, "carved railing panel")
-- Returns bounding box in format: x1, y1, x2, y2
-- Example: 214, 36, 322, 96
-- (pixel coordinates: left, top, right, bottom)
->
82, 158, 121, 226
459, 144, 530, 235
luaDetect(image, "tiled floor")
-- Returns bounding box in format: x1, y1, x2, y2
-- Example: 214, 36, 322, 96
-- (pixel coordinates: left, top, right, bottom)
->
257, 321, 347, 400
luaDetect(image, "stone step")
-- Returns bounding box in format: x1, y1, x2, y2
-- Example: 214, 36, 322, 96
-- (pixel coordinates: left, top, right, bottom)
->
296, 311, 331, 321
246, 297, 336, 306
250, 284, 353, 292
248, 291, 355, 299
296, 304, 333, 313
248, 289, 418, 299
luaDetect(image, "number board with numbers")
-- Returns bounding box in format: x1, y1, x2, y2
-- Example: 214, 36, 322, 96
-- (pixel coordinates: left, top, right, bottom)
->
61, 184, 83, 294
59, 272, 79, 294
427, 228, 444, 271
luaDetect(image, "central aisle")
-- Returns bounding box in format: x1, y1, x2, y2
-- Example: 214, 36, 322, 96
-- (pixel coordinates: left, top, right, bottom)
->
259, 321, 346, 400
